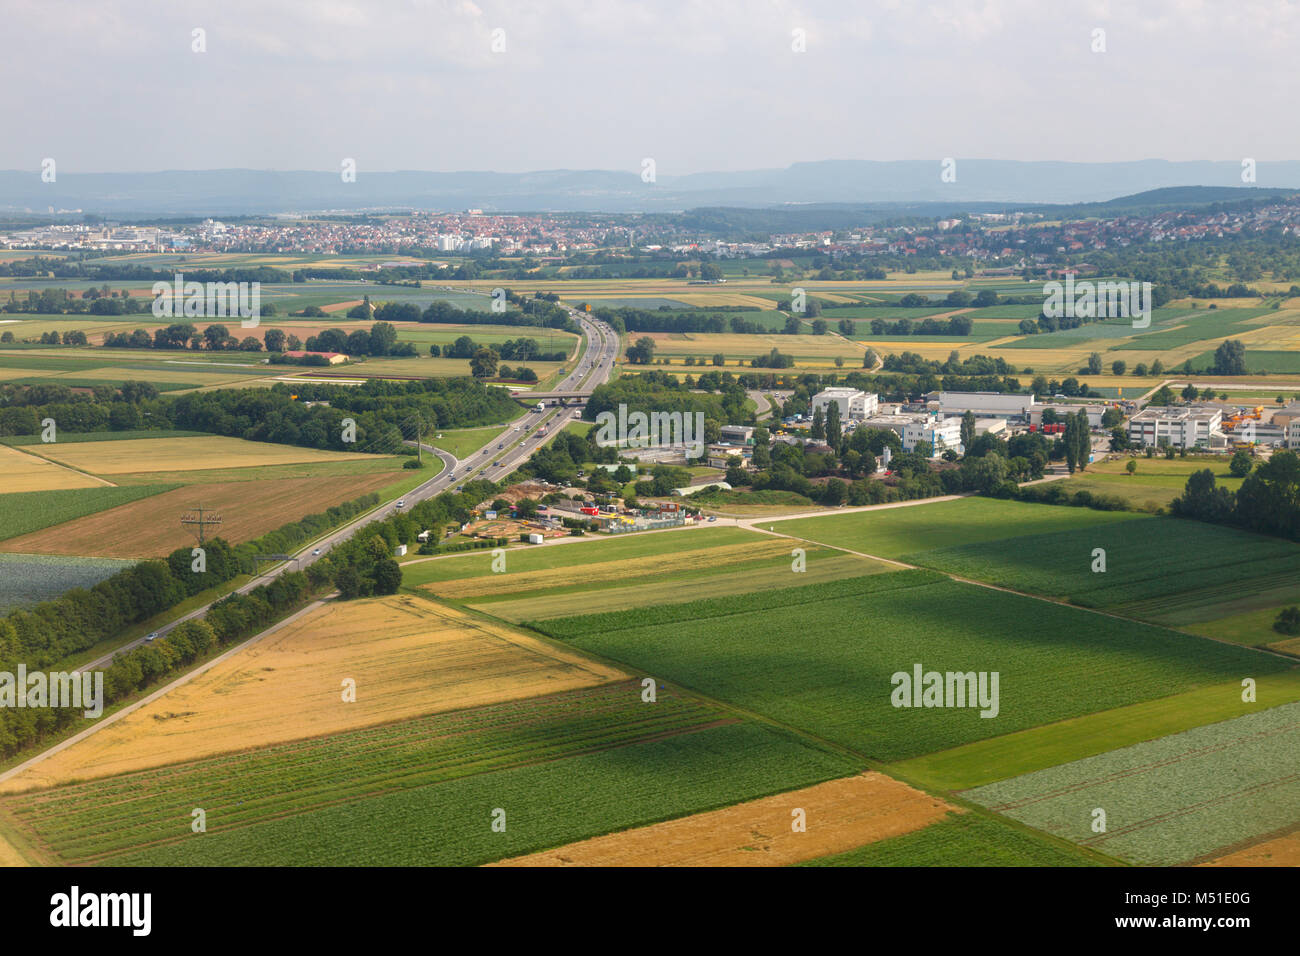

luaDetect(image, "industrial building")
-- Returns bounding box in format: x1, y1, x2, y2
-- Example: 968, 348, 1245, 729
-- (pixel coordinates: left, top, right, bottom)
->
811, 388, 879, 421
1127, 405, 1223, 449
925, 391, 1039, 420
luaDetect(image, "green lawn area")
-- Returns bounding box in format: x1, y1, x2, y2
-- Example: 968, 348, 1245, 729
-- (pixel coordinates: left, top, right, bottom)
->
769, 497, 1141, 559
530, 571, 1283, 762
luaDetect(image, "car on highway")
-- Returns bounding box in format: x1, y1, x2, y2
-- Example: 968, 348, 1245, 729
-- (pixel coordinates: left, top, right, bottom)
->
396, 500, 406, 509
497, 443, 504, 449
312, 548, 322, 556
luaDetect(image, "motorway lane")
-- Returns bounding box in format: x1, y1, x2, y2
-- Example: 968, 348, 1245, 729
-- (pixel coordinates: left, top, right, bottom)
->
84, 310, 618, 669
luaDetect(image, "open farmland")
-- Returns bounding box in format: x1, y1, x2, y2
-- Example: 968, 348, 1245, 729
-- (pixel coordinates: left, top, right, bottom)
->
0, 485, 176, 542
769, 497, 1142, 559
0, 683, 859, 866
491, 772, 952, 867
23, 434, 389, 475
900, 515, 1300, 626
0, 472, 402, 558
1203, 830, 1300, 867
0, 443, 109, 491
891, 669, 1300, 791
529, 571, 1283, 762
2, 593, 624, 792
799, 812, 1103, 867
0, 553, 136, 613
476, 551, 883, 623
964, 702, 1300, 865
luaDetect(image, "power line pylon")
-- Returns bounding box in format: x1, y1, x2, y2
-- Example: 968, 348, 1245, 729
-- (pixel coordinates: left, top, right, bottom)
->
181, 503, 223, 545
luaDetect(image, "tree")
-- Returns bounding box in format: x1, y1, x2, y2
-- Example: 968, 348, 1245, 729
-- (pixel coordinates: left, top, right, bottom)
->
264, 328, 286, 352
1111, 360, 1126, 376
1274, 606, 1300, 636
1213, 339, 1247, 376
469, 347, 499, 379
1229, 449, 1254, 478
335, 565, 363, 600
203, 324, 230, 350
712, 353, 725, 367
810, 404, 825, 441
371, 558, 402, 595
1087, 352, 1102, 375
626, 336, 656, 364
1171, 469, 1234, 522
369, 321, 398, 356
1126, 459, 1137, 476
1181, 383, 1200, 402
825, 401, 842, 450
960, 410, 976, 451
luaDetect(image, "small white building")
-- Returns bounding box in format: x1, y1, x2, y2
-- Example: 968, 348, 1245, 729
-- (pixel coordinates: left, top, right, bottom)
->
812, 388, 878, 421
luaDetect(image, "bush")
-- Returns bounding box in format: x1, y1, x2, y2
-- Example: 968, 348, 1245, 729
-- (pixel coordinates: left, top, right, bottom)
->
1274, 606, 1300, 636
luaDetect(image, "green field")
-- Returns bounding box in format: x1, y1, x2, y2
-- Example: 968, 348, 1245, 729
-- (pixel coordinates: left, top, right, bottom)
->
530, 571, 1283, 762
891, 669, 1300, 790
0, 485, 178, 542
1113, 307, 1270, 351
0, 553, 136, 613
902, 515, 1300, 625
401, 525, 763, 587
1, 681, 860, 866
964, 701, 1300, 865
769, 497, 1141, 558
800, 812, 1105, 867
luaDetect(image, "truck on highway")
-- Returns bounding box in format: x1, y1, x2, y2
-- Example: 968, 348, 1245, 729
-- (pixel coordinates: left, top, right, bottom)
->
537, 425, 549, 437
535, 401, 545, 412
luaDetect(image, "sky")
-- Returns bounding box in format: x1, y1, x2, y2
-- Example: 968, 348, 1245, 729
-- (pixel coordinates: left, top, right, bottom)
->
3, 0, 1298, 175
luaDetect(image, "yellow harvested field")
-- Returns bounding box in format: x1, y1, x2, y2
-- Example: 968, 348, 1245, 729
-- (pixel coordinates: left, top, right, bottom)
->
0, 443, 108, 491
1201, 831, 1300, 867
2, 594, 623, 791
428, 538, 795, 600
25, 435, 387, 475
491, 773, 956, 867
0, 830, 31, 867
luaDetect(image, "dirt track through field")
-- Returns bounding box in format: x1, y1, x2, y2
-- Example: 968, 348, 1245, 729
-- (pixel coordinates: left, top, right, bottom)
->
489, 772, 955, 867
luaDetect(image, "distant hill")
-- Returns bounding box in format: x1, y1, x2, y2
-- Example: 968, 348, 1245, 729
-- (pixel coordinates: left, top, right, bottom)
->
3, 161, 1300, 218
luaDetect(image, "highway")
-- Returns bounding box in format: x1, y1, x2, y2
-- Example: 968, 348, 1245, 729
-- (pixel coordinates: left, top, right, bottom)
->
84, 309, 619, 669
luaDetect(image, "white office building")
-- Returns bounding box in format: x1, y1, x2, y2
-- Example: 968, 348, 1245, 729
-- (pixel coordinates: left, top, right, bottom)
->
1127, 405, 1223, 449
812, 388, 878, 421
903, 416, 963, 456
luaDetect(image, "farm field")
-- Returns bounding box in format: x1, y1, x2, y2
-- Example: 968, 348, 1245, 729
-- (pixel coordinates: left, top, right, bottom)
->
23, 434, 389, 475
1, 593, 624, 792
401, 525, 763, 587
901, 515, 1300, 626
427, 537, 796, 601
0, 684, 859, 866
475, 552, 883, 623
529, 571, 1283, 762
769, 497, 1142, 559
799, 812, 1104, 867
964, 702, 1300, 865
1058, 455, 1247, 509
0, 472, 402, 557
0, 485, 176, 542
1203, 830, 1300, 867
890, 668, 1300, 791
0, 553, 135, 613
0, 443, 108, 491
491, 772, 953, 867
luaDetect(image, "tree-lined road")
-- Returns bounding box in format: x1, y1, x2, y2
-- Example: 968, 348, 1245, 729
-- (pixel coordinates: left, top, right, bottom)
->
84, 310, 619, 669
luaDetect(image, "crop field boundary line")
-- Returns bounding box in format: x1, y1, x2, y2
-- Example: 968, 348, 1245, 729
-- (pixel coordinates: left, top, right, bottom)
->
758, 523, 1300, 666
484, 595, 1122, 868
0, 597, 331, 788
6, 442, 117, 487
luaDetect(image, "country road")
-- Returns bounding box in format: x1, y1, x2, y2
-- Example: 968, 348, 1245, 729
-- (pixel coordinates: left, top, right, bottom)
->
82, 309, 619, 670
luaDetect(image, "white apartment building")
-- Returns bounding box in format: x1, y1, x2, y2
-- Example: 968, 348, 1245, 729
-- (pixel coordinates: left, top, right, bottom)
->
1288, 419, 1300, 450
1127, 405, 1223, 449
812, 388, 879, 421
